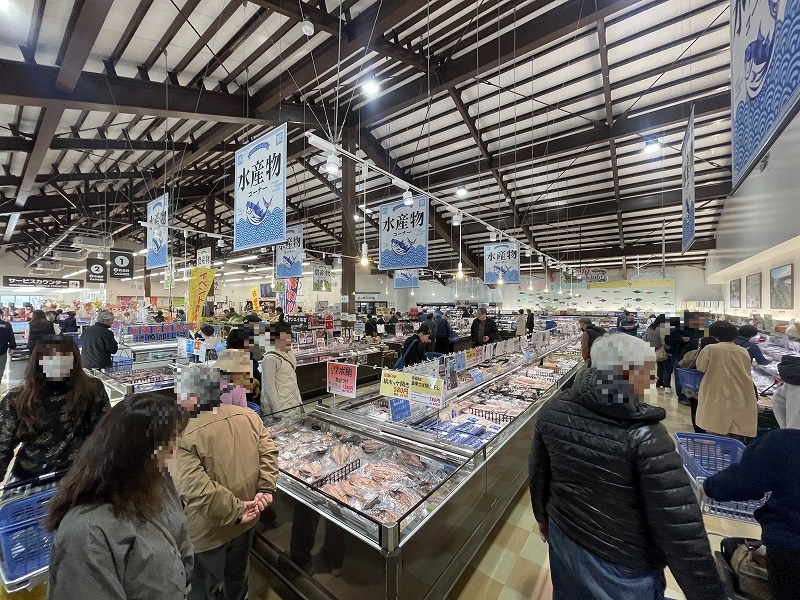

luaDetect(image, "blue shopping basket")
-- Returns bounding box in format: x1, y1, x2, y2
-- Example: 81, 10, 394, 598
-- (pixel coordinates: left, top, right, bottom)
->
675, 368, 703, 394
674, 433, 767, 522
246, 401, 261, 415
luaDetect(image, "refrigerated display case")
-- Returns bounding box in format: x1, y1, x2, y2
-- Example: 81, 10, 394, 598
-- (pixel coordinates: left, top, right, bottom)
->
91, 364, 178, 405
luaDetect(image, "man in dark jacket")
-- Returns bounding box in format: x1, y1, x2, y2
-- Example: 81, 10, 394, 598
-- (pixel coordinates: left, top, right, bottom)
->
704, 428, 800, 599
399, 323, 431, 368
578, 317, 606, 366
530, 333, 724, 600
734, 324, 771, 365
80, 311, 119, 369
525, 308, 535, 335
470, 307, 500, 347
60, 311, 79, 333
664, 312, 704, 401
433, 311, 452, 354
0, 316, 16, 382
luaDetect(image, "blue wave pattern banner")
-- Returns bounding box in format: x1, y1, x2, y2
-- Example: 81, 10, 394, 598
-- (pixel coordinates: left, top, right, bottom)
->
732, 0, 800, 187
483, 242, 520, 284
146, 193, 169, 270
234, 123, 287, 251
276, 225, 303, 279
394, 269, 419, 289
378, 196, 428, 270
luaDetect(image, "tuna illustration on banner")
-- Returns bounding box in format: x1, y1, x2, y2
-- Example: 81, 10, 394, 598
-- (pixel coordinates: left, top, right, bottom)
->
483, 242, 520, 284
378, 196, 428, 270
312, 264, 332, 291
276, 225, 303, 279
285, 277, 300, 314
146, 193, 169, 270
233, 123, 287, 251
394, 269, 419, 289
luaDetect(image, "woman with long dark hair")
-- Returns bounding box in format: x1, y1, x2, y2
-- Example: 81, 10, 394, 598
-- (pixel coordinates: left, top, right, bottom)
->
47, 393, 193, 599
0, 336, 110, 480
26, 309, 55, 350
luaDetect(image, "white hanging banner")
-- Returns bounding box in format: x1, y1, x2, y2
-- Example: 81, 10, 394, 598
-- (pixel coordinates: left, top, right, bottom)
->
394, 269, 419, 289
681, 105, 695, 254
234, 123, 287, 252
378, 195, 428, 270
313, 263, 332, 291
483, 242, 520, 284
146, 193, 169, 270
196, 247, 211, 268
276, 225, 303, 279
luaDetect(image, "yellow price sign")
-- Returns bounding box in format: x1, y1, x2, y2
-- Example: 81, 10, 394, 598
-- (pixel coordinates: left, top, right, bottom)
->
250, 287, 260, 308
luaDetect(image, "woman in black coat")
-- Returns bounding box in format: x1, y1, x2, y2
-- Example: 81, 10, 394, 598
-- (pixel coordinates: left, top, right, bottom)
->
27, 310, 56, 350
398, 324, 431, 368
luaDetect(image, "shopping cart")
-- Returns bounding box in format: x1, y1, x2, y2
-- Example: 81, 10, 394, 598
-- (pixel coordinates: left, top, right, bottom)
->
675, 368, 703, 395
0, 474, 60, 595
674, 433, 767, 522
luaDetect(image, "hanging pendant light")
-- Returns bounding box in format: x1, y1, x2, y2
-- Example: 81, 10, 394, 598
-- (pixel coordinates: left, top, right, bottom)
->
402, 190, 414, 206
325, 153, 339, 175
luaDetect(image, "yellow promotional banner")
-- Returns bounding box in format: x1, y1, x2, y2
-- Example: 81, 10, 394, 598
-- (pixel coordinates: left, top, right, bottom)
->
188, 268, 215, 327
250, 287, 259, 308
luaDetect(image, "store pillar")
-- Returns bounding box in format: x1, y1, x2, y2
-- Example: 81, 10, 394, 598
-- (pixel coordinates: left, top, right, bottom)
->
340, 130, 357, 315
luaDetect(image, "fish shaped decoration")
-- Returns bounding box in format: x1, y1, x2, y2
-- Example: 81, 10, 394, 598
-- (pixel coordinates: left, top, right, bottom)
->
282, 255, 296, 268
493, 264, 512, 276
391, 237, 417, 256
246, 197, 273, 225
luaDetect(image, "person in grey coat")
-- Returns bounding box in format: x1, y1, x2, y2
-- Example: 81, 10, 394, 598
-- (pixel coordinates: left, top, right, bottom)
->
47, 393, 193, 599
80, 310, 118, 368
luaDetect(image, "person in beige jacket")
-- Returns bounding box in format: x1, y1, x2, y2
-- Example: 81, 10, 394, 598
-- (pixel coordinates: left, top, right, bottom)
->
695, 321, 758, 439
261, 322, 305, 422
173, 365, 279, 600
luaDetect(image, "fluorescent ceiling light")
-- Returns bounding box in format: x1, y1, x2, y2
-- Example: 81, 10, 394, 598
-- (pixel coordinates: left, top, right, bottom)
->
226, 255, 257, 264
136, 249, 148, 255
226, 278, 242, 282
644, 138, 661, 153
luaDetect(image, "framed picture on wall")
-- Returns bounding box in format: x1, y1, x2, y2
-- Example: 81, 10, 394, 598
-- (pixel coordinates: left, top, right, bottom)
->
770, 264, 794, 310
746, 273, 762, 309
729, 278, 742, 308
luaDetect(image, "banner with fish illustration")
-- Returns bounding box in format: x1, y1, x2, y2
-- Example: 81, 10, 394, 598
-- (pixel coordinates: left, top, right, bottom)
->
378, 195, 428, 270
312, 263, 332, 291
483, 242, 520, 284
146, 193, 169, 270
233, 123, 287, 252
275, 225, 303, 279
394, 269, 419, 289
731, 0, 800, 189
681, 105, 695, 254
285, 277, 299, 313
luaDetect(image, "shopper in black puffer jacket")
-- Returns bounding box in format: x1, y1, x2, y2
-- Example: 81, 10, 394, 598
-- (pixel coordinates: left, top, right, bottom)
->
529, 333, 724, 600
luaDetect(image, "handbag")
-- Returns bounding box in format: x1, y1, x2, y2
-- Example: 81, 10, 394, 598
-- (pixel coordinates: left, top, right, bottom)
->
393, 338, 418, 369
655, 346, 669, 362
448, 331, 459, 343
731, 541, 771, 600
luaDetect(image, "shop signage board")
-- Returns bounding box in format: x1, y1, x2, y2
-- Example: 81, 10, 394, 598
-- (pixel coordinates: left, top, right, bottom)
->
284, 314, 308, 330
233, 123, 287, 252
731, 1, 800, 189
146, 193, 169, 270
196, 247, 211, 268
109, 250, 133, 279
355, 292, 381, 302
483, 241, 520, 284
378, 195, 428, 270
2, 276, 82, 289
312, 264, 332, 291
276, 225, 303, 279
86, 257, 107, 283
394, 269, 419, 289
188, 268, 215, 326
681, 105, 695, 254
326, 362, 357, 398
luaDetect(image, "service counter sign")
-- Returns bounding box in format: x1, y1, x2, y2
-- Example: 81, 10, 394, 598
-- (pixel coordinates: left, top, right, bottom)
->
276, 225, 303, 279
378, 196, 428, 270
110, 250, 133, 279
483, 242, 520, 284
234, 123, 287, 252
3, 276, 82, 289
86, 258, 107, 283
326, 362, 357, 398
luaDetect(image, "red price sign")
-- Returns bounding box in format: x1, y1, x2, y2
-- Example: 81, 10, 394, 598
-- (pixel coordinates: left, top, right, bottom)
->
326, 362, 358, 399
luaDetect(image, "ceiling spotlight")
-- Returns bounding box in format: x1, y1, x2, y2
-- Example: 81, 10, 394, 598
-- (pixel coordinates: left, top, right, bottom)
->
544, 286, 549, 293
498, 273, 504, 285
452, 211, 462, 226
644, 138, 661, 153
363, 78, 380, 96
456, 185, 467, 197
217, 238, 226, 248
402, 190, 414, 206
360, 242, 369, 266
526, 249, 532, 258
301, 17, 314, 37
325, 153, 340, 175
527, 283, 533, 291
489, 231, 497, 242
457, 262, 463, 279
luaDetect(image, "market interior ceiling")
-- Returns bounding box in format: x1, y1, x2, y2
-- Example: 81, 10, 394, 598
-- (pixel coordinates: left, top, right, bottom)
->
0, 0, 732, 279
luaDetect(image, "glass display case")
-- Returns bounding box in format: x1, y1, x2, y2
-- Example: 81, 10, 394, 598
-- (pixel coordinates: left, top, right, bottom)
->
91, 364, 177, 404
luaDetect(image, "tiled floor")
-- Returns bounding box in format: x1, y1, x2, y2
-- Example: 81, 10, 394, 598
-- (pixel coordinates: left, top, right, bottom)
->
247, 385, 761, 600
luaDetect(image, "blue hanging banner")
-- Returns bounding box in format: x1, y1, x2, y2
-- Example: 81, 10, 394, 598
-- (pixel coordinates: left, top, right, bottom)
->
379, 196, 428, 270
276, 225, 303, 279
483, 241, 520, 284
681, 105, 695, 254
233, 123, 287, 252
146, 193, 169, 270
394, 269, 419, 289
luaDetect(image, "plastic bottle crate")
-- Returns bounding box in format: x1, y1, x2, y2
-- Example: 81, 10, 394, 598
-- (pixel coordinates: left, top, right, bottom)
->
0, 488, 57, 586
674, 433, 767, 522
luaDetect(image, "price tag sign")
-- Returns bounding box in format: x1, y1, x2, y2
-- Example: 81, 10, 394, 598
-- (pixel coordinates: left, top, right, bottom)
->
409, 374, 445, 409
389, 397, 412, 422
380, 369, 412, 400
326, 361, 358, 398
469, 368, 484, 384
484, 342, 494, 362
465, 348, 478, 368
475, 345, 484, 364
454, 351, 467, 372
524, 349, 533, 361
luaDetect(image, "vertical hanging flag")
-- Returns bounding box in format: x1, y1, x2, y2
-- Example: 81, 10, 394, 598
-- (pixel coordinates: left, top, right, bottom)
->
483, 241, 520, 284
312, 264, 332, 291
378, 196, 428, 270
188, 268, 216, 327
146, 193, 169, 270
394, 269, 419, 288
196, 247, 211, 268
681, 105, 695, 254
285, 277, 300, 314
234, 123, 287, 252
276, 225, 303, 278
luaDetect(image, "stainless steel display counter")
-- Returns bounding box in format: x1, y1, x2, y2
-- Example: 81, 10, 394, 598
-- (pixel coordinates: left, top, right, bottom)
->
294, 346, 387, 400
251, 336, 580, 600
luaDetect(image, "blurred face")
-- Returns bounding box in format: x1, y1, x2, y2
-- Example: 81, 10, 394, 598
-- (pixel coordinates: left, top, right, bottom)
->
177, 391, 200, 412
625, 360, 657, 397
627, 313, 635, 322
477, 312, 487, 321
38, 350, 75, 380
418, 332, 431, 343
102, 317, 114, 326
274, 332, 292, 352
